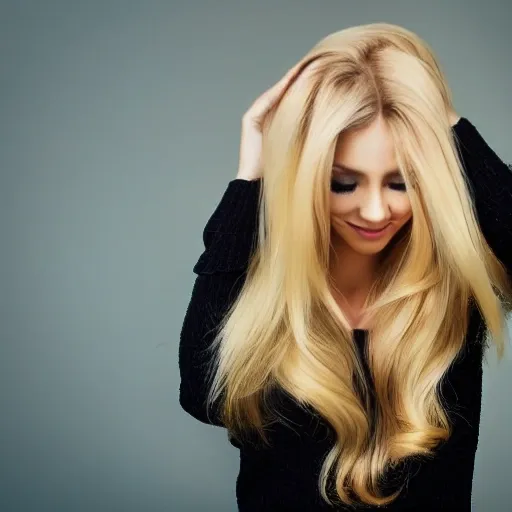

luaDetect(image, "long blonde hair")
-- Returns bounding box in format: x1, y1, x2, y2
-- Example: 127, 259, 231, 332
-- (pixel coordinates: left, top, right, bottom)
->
205, 22, 512, 507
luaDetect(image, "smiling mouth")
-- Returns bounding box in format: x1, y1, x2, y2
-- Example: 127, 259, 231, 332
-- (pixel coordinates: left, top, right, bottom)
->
347, 222, 390, 233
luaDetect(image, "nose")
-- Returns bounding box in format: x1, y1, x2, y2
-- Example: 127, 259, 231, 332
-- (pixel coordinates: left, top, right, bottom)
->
359, 189, 390, 224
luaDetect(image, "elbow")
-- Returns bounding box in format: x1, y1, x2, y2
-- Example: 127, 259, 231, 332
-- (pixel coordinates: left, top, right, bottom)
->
178, 384, 225, 428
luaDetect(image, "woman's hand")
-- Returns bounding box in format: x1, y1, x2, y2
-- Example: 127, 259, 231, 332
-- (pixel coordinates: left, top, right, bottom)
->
236, 62, 306, 181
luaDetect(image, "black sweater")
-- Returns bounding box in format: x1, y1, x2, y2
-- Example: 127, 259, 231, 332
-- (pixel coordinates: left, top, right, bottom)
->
179, 118, 512, 511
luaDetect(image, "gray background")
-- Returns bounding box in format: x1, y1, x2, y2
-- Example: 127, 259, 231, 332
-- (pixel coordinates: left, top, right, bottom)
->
1, 1, 511, 511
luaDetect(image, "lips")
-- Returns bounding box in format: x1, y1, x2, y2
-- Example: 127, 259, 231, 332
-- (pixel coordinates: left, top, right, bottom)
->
347, 222, 390, 233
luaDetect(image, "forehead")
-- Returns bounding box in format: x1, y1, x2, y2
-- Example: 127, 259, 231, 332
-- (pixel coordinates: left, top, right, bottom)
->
333, 118, 398, 175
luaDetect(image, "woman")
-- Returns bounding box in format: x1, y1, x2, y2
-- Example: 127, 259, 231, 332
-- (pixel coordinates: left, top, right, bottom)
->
179, 23, 512, 511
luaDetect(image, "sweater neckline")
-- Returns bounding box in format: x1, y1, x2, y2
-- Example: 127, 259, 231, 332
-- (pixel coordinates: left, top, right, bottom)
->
353, 328, 368, 337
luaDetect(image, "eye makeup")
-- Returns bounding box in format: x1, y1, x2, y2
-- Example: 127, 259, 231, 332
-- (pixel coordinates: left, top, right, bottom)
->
330, 179, 407, 194
330, 180, 357, 193
330, 166, 407, 194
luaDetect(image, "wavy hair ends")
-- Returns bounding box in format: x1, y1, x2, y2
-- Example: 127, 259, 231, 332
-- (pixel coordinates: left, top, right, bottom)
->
205, 22, 512, 507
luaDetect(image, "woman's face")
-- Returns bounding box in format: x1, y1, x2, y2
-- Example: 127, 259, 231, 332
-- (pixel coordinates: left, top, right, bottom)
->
330, 117, 412, 256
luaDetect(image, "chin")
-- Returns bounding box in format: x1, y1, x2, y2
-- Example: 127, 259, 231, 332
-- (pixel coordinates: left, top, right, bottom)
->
350, 243, 389, 256
344, 235, 393, 255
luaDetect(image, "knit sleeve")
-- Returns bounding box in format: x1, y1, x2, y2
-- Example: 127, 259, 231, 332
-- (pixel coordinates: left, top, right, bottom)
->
192, 178, 262, 274
452, 117, 512, 275
179, 178, 262, 427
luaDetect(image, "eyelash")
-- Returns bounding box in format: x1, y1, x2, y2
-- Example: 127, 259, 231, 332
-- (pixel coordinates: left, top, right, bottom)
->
330, 180, 407, 194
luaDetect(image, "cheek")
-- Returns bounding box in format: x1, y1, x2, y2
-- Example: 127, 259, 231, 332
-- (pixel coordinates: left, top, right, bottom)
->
329, 194, 413, 219
391, 197, 413, 221
329, 194, 355, 216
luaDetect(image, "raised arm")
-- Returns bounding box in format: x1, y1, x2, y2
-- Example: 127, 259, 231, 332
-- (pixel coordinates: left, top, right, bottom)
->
452, 117, 512, 275
178, 60, 307, 427
178, 178, 261, 426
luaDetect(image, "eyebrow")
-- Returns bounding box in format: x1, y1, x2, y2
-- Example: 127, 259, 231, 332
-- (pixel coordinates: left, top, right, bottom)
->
332, 164, 402, 177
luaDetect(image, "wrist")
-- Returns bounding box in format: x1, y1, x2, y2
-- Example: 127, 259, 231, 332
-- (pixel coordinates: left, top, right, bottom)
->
448, 110, 461, 127
236, 171, 262, 181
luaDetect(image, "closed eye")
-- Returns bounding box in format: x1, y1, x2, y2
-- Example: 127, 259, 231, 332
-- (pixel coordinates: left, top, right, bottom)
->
330, 180, 356, 193
330, 180, 407, 194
